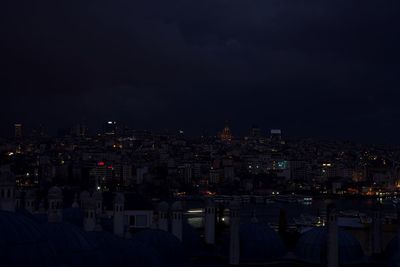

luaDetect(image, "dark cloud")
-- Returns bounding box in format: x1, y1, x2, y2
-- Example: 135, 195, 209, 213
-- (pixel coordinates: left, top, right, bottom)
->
1, 0, 399, 142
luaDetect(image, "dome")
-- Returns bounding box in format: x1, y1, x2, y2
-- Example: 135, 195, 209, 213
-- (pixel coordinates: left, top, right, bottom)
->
171, 201, 183, 211
84, 231, 126, 267
239, 223, 285, 263
0, 210, 56, 267
92, 191, 102, 201
48, 186, 62, 199
295, 227, 364, 265
15, 189, 22, 198
230, 200, 240, 209
79, 191, 90, 200
25, 189, 37, 200
127, 240, 164, 267
205, 197, 215, 207
157, 201, 169, 211
114, 193, 125, 204
85, 231, 161, 267
40, 222, 100, 267
182, 222, 205, 257
63, 208, 84, 227
132, 229, 186, 267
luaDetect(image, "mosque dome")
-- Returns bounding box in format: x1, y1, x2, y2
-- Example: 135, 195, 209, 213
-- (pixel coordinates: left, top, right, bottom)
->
0, 211, 56, 267
84, 231, 127, 267
132, 229, 186, 267
92, 191, 102, 201
157, 201, 169, 211
48, 186, 62, 199
114, 193, 125, 204
239, 222, 286, 263
171, 201, 183, 211
295, 227, 364, 265
40, 222, 100, 267
85, 231, 161, 267
25, 189, 37, 200
63, 207, 84, 227
182, 222, 211, 258
79, 191, 90, 200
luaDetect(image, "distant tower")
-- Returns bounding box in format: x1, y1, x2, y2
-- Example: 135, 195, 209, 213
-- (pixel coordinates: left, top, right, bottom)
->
157, 201, 169, 232
0, 166, 16, 212
327, 204, 339, 267
47, 186, 63, 223
229, 201, 240, 265
14, 123, 22, 139
113, 193, 125, 237
204, 198, 216, 245
171, 201, 183, 241
25, 190, 37, 213
371, 207, 382, 254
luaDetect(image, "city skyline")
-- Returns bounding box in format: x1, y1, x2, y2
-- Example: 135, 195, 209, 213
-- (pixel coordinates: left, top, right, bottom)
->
1, 1, 400, 267
1, 0, 400, 143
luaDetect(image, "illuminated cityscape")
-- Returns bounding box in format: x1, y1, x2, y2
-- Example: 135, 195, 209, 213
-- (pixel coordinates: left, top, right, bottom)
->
1, 0, 400, 266
0, 122, 399, 266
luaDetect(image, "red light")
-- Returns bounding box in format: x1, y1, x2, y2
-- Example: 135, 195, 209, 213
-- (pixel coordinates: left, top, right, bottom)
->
108, 165, 113, 169
98, 161, 105, 166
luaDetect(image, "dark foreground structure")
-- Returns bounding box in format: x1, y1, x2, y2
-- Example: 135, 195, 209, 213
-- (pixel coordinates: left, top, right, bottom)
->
0, 166, 399, 267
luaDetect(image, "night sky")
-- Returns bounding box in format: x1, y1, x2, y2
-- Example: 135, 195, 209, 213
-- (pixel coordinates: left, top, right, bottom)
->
1, 0, 399, 142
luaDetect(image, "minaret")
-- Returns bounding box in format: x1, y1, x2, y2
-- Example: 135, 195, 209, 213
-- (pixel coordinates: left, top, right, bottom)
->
79, 191, 90, 208
113, 193, 125, 237
157, 201, 169, 232
327, 204, 339, 267
25, 190, 36, 213
93, 191, 103, 216
171, 201, 183, 241
48, 186, 63, 223
83, 195, 96, 232
229, 201, 240, 265
371, 206, 382, 254
0, 166, 16, 212
204, 198, 216, 245
15, 189, 22, 209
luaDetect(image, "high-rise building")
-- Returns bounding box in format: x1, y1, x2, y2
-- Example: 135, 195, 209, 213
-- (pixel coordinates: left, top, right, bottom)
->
270, 129, 282, 143
105, 121, 117, 135
220, 124, 233, 142
14, 123, 22, 139
72, 123, 88, 137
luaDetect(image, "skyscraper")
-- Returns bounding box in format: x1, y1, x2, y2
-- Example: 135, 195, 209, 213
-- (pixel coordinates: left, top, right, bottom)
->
105, 121, 117, 135
14, 123, 22, 139
220, 124, 233, 142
